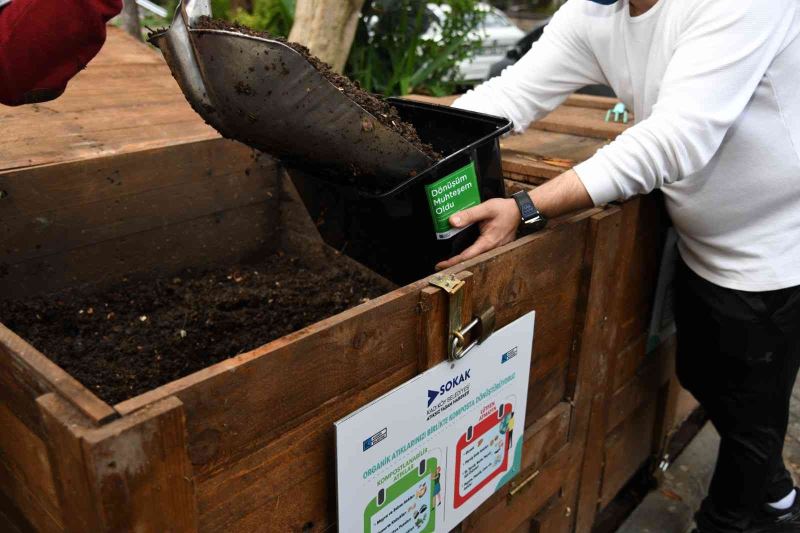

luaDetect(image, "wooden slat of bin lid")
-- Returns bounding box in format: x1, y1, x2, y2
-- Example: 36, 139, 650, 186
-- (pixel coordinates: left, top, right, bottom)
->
405, 93, 630, 140
0, 27, 217, 173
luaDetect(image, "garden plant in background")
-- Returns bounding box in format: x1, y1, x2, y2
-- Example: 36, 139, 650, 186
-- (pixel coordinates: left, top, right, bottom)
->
347, 0, 487, 96
157, 0, 487, 94
163, 0, 295, 36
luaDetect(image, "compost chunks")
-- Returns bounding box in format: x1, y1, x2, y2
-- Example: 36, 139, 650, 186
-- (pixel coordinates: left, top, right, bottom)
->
192, 17, 441, 162
2, 253, 392, 405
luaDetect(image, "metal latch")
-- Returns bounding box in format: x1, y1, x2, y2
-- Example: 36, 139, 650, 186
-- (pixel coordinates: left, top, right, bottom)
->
429, 274, 496, 361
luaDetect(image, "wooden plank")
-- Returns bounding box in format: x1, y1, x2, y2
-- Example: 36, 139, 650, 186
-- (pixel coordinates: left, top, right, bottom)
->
0, 141, 279, 265
503, 153, 573, 181
0, 324, 116, 437
574, 392, 607, 533
565, 208, 622, 410
563, 208, 624, 533
0, 490, 29, 533
610, 336, 649, 395
0, 405, 60, 526
534, 105, 628, 140
0, 200, 280, 299
406, 93, 619, 112
419, 286, 449, 370
500, 129, 608, 169
39, 393, 197, 532
606, 350, 674, 434
565, 94, 620, 111
81, 396, 197, 532
0, 28, 216, 172
532, 496, 574, 533
505, 179, 536, 195
527, 362, 568, 424
196, 363, 417, 532
0, 454, 61, 533
418, 271, 473, 371
0, 139, 255, 218
521, 402, 572, 474
405, 94, 628, 139
599, 398, 658, 508
607, 196, 667, 358
37, 393, 101, 533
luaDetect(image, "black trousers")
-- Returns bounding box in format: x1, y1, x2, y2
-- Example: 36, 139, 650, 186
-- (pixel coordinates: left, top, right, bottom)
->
674, 257, 800, 532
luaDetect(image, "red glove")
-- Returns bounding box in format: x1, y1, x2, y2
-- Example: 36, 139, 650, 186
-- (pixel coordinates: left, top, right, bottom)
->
0, 0, 123, 106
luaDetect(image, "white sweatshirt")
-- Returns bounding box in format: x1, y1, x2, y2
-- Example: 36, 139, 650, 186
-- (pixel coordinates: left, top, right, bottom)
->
453, 0, 800, 291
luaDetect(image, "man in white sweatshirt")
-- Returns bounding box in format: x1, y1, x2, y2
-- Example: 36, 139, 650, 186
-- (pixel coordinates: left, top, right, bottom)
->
440, 0, 800, 531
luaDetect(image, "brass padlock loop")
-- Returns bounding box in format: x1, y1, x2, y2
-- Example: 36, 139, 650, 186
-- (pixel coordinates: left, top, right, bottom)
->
430, 273, 496, 361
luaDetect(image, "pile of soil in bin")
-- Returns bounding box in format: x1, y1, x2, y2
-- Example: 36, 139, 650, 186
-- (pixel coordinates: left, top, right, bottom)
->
191, 16, 442, 162
2, 252, 394, 405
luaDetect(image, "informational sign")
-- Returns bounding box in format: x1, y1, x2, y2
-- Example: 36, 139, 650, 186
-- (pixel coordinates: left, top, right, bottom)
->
425, 162, 481, 240
335, 312, 535, 532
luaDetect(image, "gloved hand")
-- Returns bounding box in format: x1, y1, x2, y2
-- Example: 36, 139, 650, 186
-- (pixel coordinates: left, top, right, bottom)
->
0, 0, 123, 106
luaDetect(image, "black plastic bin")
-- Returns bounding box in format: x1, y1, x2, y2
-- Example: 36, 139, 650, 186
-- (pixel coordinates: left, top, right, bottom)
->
290, 98, 513, 285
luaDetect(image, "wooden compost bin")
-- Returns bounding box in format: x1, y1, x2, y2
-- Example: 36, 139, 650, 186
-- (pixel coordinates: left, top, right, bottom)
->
0, 29, 697, 533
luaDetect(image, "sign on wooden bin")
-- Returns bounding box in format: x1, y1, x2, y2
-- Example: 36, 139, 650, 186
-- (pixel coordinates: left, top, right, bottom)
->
335, 312, 535, 532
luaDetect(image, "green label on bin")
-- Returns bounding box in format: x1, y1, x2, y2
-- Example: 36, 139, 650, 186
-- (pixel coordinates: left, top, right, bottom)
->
425, 162, 481, 240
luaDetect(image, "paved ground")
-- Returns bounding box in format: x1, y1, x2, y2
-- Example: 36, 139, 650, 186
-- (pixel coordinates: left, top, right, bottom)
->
617, 378, 800, 533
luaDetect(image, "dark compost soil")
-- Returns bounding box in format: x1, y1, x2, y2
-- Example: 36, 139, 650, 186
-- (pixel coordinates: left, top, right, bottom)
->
191, 17, 441, 162
2, 252, 394, 405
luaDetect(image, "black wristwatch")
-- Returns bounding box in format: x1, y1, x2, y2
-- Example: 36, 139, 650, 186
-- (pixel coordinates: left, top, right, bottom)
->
511, 190, 547, 232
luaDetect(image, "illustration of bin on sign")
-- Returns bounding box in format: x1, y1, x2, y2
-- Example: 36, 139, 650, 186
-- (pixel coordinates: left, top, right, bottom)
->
453, 402, 513, 508
364, 457, 438, 533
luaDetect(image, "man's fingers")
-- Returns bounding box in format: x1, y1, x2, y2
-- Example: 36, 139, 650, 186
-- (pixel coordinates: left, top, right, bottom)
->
449, 202, 491, 228
435, 237, 494, 270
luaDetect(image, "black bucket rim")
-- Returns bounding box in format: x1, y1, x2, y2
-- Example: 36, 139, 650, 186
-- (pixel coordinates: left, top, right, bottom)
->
357, 98, 512, 199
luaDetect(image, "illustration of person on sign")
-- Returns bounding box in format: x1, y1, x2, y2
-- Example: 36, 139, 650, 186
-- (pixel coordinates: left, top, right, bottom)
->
500, 411, 515, 452
432, 466, 442, 507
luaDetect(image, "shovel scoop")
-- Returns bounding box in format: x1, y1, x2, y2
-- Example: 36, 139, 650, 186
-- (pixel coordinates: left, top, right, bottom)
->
148, 0, 434, 184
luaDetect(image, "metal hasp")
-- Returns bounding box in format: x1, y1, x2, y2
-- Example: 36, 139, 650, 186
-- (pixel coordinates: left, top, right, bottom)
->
429, 274, 496, 361
147, 0, 433, 183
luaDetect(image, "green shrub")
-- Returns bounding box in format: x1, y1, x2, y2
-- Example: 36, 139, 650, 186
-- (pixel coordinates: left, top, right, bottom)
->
346, 0, 486, 96
230, 0, 295, 37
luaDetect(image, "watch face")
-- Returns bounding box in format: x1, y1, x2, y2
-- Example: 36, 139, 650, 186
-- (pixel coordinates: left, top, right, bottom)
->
520, 203, 537, 219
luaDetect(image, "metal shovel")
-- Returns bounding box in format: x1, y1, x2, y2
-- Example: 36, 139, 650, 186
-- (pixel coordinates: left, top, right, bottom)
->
148, 0, 434, 184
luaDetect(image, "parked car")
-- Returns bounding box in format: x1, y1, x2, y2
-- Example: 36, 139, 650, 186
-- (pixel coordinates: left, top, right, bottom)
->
425, 3, 526, 83
488, 18, 615, 97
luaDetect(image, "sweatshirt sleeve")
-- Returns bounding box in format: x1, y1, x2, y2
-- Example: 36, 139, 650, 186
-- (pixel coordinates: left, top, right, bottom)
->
0, 0, 123, 106
575, 0, 797, 206
452, 0, 605, 133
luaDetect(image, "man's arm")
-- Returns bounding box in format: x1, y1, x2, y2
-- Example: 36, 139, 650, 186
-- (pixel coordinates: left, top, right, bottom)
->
575, 0, 797, 205
452, 0, 605, 132
0, 0, 123, 106
436, 170, 592, 270
439, 0, 797, 270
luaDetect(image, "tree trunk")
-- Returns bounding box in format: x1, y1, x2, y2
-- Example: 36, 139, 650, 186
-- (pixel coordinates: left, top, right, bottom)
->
289, 0, 366, 73
119, 0, 142, 41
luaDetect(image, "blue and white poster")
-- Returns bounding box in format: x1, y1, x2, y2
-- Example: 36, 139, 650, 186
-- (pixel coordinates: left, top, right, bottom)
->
335, 312, 535, 532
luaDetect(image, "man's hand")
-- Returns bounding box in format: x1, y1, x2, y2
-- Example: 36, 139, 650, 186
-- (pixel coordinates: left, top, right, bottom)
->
435, 198, 520, 270
435, 169, 595, 270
